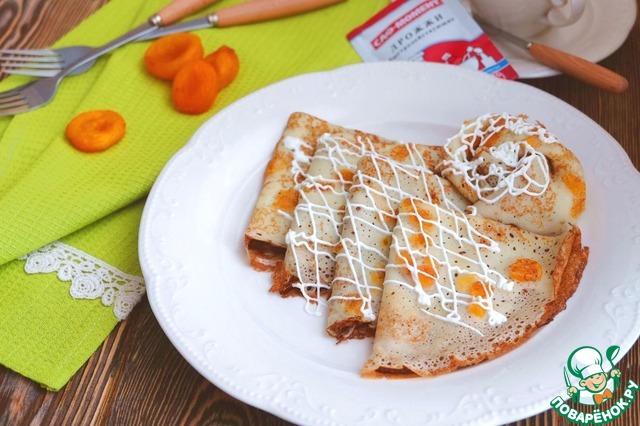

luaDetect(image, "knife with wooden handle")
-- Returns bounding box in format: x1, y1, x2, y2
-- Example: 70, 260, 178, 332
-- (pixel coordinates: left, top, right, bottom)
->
479, 20, 629, 93
55, 0, 226, 80
142, 0, 346, 39
153, 0, 224, 26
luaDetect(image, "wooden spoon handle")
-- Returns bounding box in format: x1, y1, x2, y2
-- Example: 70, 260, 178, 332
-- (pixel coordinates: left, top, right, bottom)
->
154, 0, 223, 26
529, 43, 629, 93
215, 0, 345, 28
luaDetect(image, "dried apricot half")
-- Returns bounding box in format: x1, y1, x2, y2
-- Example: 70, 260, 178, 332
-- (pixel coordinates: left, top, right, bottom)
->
203, 45, 239, 89
171, 60, 220, 115
508, 258, 543, 282
144, 33, 204, 80
65, 110, 126, 153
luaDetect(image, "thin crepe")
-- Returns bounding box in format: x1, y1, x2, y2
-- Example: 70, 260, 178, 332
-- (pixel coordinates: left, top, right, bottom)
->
271, 131, 443, 306
246, 112, 354, 271
327, 151, 467, 340
362, 198, 588, 377
440, 113, 586, 235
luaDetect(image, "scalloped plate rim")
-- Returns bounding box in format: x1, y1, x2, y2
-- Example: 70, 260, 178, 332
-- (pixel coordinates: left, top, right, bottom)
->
139, 61, 640, 426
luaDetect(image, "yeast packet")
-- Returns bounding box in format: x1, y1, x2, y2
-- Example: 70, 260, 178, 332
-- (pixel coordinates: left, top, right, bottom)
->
347, 0, 518, 80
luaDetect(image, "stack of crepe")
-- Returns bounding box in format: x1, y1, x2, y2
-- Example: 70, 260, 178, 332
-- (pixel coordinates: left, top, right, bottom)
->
244, 112, 589, 378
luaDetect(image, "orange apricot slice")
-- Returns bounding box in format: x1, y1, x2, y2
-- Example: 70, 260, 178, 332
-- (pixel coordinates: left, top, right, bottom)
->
171, 60, 220, 115
65, 110, 126, 153
203, 45, 239, 89
144, 33, 204, 80
468, 304, 486, 318
508, 258, 543, 282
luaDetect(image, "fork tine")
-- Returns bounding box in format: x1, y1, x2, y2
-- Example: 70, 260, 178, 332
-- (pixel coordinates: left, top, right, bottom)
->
1, 68, 58, 78
1, 62, 63, 69
0, 49, 58, 57
0, 98, 27, 111
0, 82, 36, 99
0, 55, 62, 64
0, 103, 30, 117
0, 88, 26, 99
0, 94, 25, 105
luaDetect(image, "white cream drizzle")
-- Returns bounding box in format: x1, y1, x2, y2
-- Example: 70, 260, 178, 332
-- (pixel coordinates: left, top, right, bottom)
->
327, 145, 513, 334
385, 195, 511, 336
281, 125, 517, 334
441, 113, 554, 204
284, 135, 312, 165
286, 133, 378, 316
329, 145, 434, 321
283, 136, 312, 187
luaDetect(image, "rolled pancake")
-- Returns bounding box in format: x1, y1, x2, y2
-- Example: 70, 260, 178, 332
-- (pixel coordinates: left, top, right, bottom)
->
246, 112, 362, 271
272, 133, 443, 309
362, 198, 588, 377
440, 113, 586, 235
327, 152, 467, 341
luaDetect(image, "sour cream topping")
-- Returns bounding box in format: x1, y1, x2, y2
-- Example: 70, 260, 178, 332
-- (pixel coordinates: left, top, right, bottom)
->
284, 129, 515, 333
441, 113, 555, 203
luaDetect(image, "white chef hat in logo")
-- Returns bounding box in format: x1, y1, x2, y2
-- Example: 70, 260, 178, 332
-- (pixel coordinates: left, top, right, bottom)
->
568, 346, 605, 380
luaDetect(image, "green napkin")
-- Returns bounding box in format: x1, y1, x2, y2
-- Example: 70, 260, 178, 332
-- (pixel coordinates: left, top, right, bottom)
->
0, 0, 387, 390
0, 200, 144, 391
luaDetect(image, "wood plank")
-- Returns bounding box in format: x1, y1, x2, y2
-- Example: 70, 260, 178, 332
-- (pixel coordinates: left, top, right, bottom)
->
0, 0, 109, 80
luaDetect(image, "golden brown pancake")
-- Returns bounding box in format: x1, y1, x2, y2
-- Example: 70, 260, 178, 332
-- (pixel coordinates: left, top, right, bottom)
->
272, 133, 443, 306
440, 113, 586, 235
362, 198, 588, 377
327, 152, 466, 341
246, 112, 371, 271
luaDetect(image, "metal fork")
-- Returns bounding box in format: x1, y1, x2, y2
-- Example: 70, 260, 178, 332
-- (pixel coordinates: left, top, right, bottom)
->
1, 47, 97, 78
0, 26, 157, 116
0, 28, 189, 78
0, 0, 227, 116
0, 0, 345, 117
1, 0, 344, 79
0, 5, 215, 78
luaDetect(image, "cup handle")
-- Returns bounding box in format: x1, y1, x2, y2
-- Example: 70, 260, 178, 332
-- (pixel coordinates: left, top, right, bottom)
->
546, 0, 586, 27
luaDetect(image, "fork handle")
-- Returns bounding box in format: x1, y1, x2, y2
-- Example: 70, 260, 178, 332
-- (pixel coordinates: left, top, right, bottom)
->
214, 0, 346, 28
152, 0, 223, 26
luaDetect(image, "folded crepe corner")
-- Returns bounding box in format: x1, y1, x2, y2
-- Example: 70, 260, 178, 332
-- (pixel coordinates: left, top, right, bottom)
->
361, 200, 589, 378
245, 112, 328, 271
440, 113, 586, 236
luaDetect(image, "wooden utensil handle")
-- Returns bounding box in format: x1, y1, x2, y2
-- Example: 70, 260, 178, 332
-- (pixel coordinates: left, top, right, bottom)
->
155, 0, 222, 26
529, 43, 629, 93
215, 0, 345, 28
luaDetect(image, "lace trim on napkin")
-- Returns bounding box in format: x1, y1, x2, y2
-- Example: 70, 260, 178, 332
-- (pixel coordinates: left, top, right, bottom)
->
19, 242, 145, 320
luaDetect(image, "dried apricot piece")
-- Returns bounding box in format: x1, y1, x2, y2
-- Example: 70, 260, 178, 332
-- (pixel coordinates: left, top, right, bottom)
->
144, 33, 204, 80
508, 258, 543, 282
65, 110, 126, 153
469, 281, 488, 298
171, 60, 220, 115
468, 304, 486, 318
408, 233, 426, 250
397, 249, 414, 267
562, 173, 586, 218
338, 169, 354, 182
203, 45, 239, 88
417, 258, 437, 288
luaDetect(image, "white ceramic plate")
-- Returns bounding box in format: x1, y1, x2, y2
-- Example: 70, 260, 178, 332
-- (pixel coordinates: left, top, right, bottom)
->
139, 62, 640, 426
490, 0, 637, 78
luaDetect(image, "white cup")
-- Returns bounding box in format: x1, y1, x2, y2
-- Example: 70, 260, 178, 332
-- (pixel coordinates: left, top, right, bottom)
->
466, 0, 587, 39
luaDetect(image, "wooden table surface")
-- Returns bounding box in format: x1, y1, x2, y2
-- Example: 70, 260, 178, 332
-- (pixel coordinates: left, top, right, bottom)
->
0, 1, 638, 425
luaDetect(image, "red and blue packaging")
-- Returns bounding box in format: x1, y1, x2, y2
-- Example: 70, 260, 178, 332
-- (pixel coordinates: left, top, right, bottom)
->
347, 0, 519, 80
